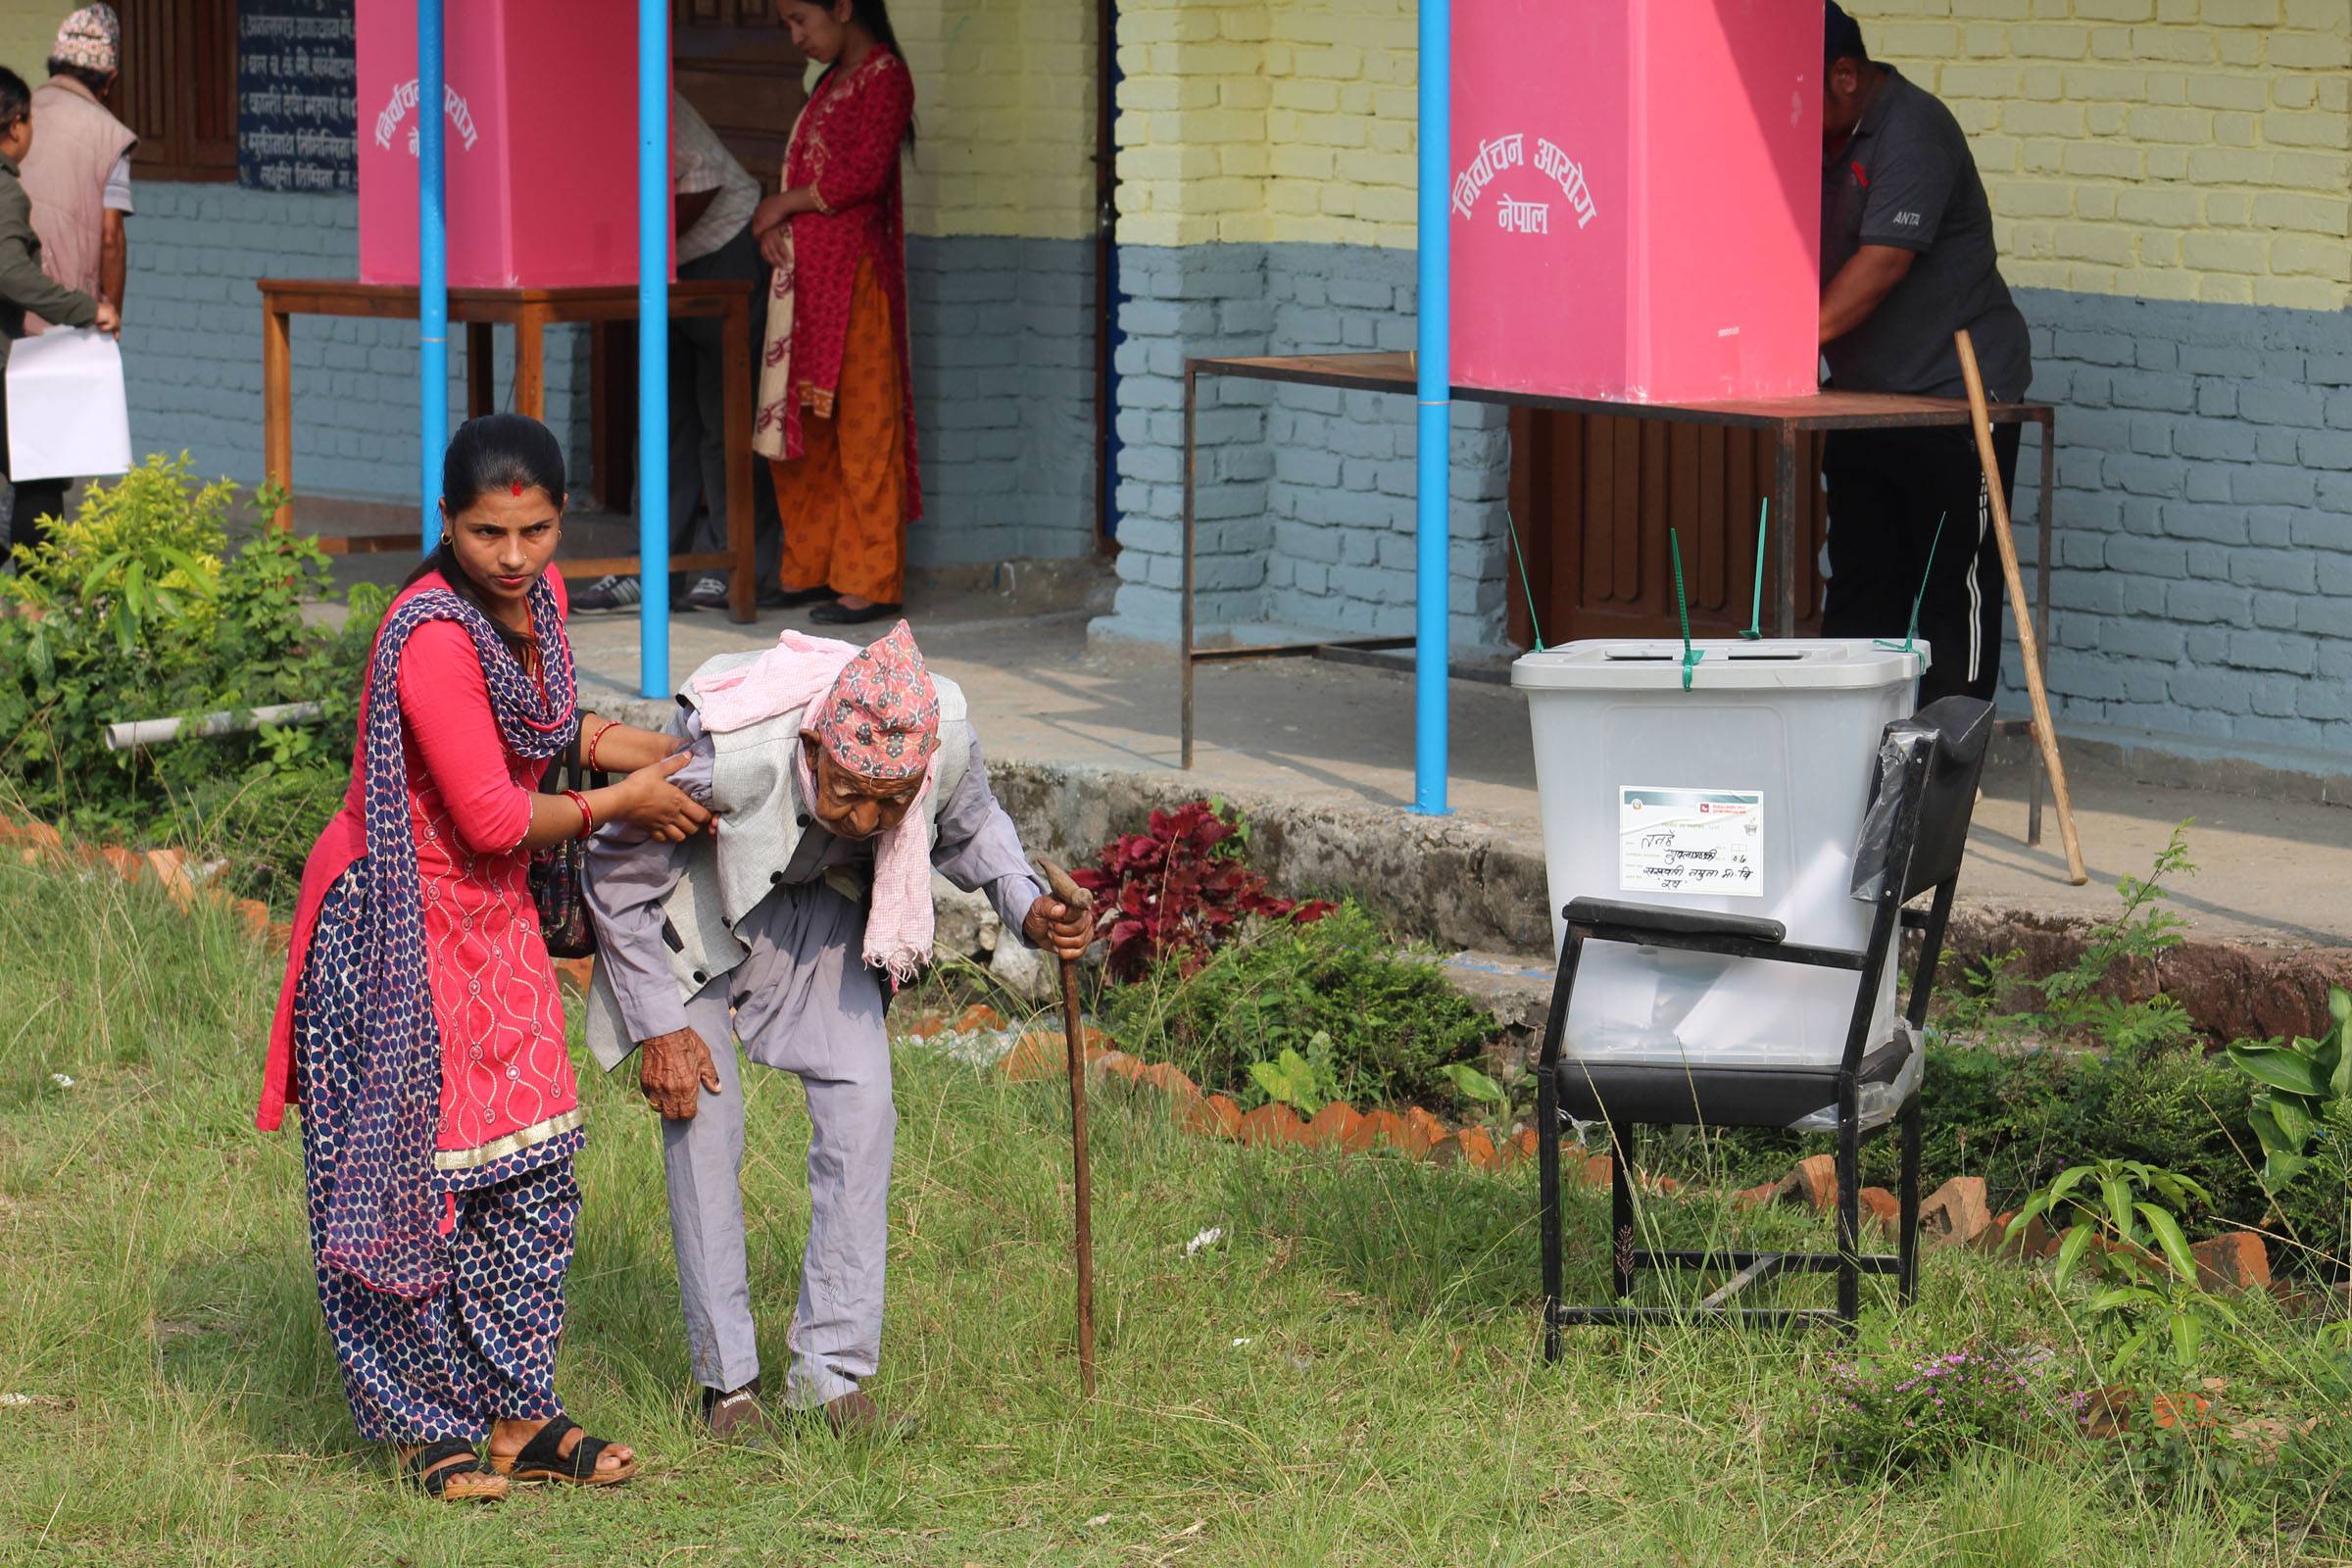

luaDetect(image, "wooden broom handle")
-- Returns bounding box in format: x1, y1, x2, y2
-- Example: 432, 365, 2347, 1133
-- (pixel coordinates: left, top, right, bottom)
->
1954, 329, 2087, 887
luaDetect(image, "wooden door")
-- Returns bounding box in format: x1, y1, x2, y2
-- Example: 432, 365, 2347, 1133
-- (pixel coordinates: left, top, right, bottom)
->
1505, 409, 1829, 650
673, 0, 808, 191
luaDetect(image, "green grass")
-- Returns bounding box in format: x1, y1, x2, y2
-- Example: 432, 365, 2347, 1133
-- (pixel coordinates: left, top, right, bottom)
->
0, 859, 2331, 1565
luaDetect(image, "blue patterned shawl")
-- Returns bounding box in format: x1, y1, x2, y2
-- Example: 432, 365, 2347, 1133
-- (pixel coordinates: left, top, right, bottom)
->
317, 576, 576, 1298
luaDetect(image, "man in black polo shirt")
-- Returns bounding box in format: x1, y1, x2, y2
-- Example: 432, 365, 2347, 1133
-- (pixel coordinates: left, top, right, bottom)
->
1817, 2, 2033, 705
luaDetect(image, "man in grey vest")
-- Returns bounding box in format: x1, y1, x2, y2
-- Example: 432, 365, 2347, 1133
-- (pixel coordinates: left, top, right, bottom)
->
584, 621, 1090, 1439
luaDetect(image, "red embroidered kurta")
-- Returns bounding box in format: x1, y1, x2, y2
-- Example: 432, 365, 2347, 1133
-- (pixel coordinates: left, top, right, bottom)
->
778, 46, 921, 519
260, 571, 578, 1169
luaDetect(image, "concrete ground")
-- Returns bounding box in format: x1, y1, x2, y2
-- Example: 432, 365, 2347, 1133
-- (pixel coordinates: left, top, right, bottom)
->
557, 559, 2352, 962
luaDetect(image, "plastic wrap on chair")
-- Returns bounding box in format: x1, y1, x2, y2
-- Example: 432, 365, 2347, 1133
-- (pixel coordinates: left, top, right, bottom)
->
1848, 731, 1930, 905
1785, 1021, 1925, 1133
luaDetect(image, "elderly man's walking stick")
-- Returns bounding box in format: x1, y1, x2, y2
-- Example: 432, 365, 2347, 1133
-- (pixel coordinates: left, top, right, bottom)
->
1035, 858, 1098, 1396
1953, 328, 2087, 886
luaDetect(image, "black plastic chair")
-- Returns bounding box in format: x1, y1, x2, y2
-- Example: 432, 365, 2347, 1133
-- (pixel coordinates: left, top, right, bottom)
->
1536, 697, 1994, 1351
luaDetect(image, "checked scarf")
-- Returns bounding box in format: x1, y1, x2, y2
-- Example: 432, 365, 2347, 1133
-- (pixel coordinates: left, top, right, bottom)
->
317, 579, 576, 1298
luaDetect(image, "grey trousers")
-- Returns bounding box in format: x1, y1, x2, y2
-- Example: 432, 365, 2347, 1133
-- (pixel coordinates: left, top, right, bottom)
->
668, 222, 784, 593
663, 981, 898, 1407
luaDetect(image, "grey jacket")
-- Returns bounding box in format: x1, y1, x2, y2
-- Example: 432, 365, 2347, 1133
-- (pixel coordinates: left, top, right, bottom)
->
0, 155, 97, 368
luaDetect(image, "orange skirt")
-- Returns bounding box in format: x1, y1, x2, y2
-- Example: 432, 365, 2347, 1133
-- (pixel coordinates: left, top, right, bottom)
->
769, 259, 908, 605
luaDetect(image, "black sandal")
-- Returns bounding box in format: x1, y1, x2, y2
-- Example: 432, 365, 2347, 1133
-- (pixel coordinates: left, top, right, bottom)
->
491, 1414, 638, 1487
807, 599, 903, 626
403, 1439, 508, 1501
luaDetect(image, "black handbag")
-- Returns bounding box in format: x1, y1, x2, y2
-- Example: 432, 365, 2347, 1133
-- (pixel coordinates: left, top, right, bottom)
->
530, 723, 608, 958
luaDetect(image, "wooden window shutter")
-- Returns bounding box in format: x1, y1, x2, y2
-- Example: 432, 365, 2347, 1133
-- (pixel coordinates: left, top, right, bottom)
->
111, 0, 238, 183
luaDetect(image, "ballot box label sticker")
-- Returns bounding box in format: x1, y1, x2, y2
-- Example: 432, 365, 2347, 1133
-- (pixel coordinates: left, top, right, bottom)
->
1618, 788, 1763, 897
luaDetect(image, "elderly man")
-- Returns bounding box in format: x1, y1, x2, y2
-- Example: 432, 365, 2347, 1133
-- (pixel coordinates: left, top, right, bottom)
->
0, 65, 116, 562
23, 5, 134, 330
584, 621, 1090, 1439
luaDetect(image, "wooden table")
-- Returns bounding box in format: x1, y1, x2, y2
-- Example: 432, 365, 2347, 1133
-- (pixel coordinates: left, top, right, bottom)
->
1181, 351, 2059, 839
257, 278, 761, 622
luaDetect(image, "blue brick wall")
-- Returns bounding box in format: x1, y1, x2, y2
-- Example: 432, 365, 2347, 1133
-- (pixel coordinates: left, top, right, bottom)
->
118, 189, 1097, 572
2003, 288, 2352, 758
905, 233, 1098, 566
1094, 241, 1511, 651
123, 183, 589, 504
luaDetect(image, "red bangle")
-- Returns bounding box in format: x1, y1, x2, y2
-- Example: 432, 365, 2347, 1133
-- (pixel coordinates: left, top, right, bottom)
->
585, 719, 612, 773
564, 789, 594, 839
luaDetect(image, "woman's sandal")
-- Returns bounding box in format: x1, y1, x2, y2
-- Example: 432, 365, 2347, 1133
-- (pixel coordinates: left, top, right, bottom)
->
490, 1414, 638, 1487
403, 1439, 509, 1502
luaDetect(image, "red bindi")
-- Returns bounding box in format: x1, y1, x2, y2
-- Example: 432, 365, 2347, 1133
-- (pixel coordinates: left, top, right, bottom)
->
511, 481, 524, 496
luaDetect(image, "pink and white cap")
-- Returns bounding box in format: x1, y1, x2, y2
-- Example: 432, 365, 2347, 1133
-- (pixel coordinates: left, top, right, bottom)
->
52, 5, 120, 75
813, 619, 940, 781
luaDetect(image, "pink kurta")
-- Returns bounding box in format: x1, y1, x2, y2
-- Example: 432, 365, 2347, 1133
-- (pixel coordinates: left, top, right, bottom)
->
765, 45, 920, 519
260, 570, 577, 1170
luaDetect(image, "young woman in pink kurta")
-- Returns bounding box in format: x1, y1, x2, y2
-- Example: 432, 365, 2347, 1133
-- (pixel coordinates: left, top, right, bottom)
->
752, 0, 921, 623
261, 415, 710, 1499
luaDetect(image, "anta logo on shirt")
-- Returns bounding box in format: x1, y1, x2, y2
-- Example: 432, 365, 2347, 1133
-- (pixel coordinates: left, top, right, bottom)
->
1888, 211, 1922, 226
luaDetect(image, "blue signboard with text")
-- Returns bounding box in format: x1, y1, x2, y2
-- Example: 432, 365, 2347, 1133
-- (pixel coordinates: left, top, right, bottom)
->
237, 0, 358, 194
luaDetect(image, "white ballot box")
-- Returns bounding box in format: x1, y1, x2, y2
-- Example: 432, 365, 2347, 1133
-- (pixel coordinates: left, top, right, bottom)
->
6, 327, 132, 483
1511, 640, 1925, 1068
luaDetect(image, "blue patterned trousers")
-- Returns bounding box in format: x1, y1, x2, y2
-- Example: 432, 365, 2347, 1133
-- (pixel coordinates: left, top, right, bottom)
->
295, 869, 577, 1445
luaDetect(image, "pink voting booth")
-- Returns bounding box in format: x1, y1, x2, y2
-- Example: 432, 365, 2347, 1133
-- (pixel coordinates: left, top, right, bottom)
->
1449, 0, 1821, 403
356, 0, 653, 287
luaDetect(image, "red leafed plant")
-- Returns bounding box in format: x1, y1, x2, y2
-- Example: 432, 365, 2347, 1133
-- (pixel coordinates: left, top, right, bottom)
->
1070, 801, 1333, 981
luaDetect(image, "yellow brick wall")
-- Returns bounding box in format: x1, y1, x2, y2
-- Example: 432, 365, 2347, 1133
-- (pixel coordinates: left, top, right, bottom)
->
0, 0, 65, 84
1117, 0, 1419, 249
894, 0, 1101, 242
1846, 0, 2352, 309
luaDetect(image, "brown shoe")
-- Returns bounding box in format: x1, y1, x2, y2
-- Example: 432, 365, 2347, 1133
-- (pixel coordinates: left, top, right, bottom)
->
702, 1380, 773, 1443
806, 1389, 919, 1441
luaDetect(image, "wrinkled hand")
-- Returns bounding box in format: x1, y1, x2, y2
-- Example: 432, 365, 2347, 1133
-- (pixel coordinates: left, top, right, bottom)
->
94, 301, 121, 335
758, 222, 792, 270
1022, 894, 1094, 962
639, 1026, 720, 1120
618, 752, 710, 843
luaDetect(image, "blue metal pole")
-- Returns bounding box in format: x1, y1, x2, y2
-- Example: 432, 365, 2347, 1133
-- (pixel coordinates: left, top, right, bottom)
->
637, 0, 669, 699
1413, 0, 1450, 815
417, 0, 446, 551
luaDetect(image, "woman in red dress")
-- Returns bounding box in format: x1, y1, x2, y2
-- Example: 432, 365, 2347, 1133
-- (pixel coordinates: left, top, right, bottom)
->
752, 0, 920, 626
258, 414, 710, 1499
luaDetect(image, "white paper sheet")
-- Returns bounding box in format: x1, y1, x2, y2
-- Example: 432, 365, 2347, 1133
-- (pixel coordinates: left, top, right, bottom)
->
5, 327, 132, 482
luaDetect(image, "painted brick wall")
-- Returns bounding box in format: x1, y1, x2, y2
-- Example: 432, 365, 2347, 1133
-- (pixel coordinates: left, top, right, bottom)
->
1846, 0, 2352, 311
2006, 287, 2352, 754
1116, 0, 1419, 249
906, 233, 1098, 564
896, 0, 1100, 243
120, 184, 590, 504
1097, 241, 1509, 651
120, 187, 1093, 569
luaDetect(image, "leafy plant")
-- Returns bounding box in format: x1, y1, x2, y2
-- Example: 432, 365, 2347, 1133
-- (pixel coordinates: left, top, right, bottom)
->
0, 456, 383, 906
1943, 822, 2199, 1055
2010, 1159, 2239, 1379
1099, 900, 1496, 1111
1249, 1037, 1339, 1115
1815, 1340, 2079, 1480
1071, 799, 1333, 980
2229, 987, 2352, 1190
